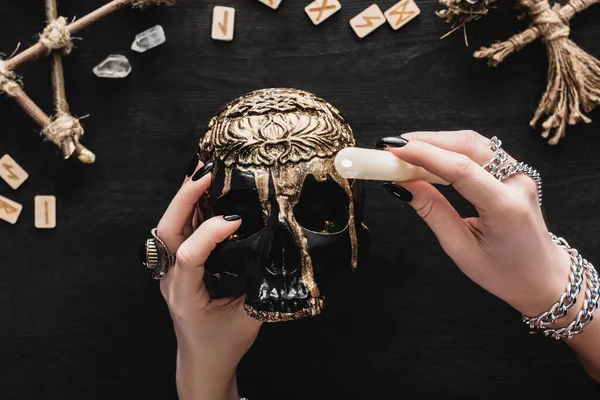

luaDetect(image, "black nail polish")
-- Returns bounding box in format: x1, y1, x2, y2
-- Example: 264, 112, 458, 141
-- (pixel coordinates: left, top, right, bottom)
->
192, 162, 214, 181
375, 136, 409, 149
383, 183, 413, 202
223, 214, 242, 222
186, 153, 199, 177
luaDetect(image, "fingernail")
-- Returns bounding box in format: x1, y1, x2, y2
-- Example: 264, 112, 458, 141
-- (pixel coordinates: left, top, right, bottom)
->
375, 136, 409, 149
383, 183, 413, 202
186, 153, 200, 177
223, 214, 242, 222
192, 162, 214, 181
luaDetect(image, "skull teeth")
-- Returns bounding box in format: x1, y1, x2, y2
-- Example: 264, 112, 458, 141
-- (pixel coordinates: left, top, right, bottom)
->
281, 287, 296, 300
258, 278, 308, 302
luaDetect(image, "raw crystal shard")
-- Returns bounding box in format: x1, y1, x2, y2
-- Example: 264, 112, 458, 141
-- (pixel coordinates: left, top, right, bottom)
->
93, 55, 132, 78
131, 25, 166, 53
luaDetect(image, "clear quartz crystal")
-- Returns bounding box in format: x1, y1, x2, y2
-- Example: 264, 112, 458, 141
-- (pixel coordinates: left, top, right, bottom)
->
131, 25, 166, 53
93, 55, 132, 78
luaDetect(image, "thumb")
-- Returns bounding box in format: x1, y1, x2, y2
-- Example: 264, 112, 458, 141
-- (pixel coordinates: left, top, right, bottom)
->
385, 180, 475, 259
165, 216, 243, 309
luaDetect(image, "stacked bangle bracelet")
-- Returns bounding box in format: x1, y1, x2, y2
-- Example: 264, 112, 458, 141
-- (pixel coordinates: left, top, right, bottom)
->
522, 233, 600, 340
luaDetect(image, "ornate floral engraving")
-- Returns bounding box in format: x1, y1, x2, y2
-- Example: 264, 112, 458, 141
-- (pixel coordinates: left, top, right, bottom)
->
201, 88, 355, 167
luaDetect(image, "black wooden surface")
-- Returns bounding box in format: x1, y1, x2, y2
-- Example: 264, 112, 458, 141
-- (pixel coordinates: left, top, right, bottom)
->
1, 1, 600, 399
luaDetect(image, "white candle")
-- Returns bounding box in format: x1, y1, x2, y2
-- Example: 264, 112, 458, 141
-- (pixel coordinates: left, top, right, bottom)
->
334, 147, 449, 185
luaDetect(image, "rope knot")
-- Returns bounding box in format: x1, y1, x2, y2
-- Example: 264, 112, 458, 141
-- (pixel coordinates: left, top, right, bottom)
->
42, 112, 84, 158
507, 31, 532, 53
528, 1, 570, 42
39, 17, 73, 54
0, 60, 21, 97
569, 0, 589, 14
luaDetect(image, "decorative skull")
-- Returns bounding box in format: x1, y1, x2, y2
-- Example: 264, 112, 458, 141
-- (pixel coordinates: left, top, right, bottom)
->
198, 88, 368, 322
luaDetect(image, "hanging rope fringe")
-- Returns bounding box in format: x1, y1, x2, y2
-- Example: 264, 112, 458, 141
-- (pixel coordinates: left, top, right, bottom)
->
474, 0, 600, 144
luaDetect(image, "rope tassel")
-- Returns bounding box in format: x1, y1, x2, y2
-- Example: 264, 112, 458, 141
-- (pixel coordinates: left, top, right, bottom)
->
474, 0, 600, 144
535, 31, 600, 144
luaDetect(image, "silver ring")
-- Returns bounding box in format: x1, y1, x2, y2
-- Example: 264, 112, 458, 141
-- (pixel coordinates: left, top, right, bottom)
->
483, 136, 508, 175
483, 137, 543, 207
139, 228, 176, 280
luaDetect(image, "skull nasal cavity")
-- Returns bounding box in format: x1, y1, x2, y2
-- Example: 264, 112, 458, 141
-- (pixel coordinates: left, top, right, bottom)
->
266, 224, 301, 276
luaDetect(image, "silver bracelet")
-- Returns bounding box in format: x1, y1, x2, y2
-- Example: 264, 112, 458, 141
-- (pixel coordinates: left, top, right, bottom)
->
543, 260, 600, 340
522, 233, 585, 329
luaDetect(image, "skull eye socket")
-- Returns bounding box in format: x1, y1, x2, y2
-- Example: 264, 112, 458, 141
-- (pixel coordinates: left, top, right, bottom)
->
294, 175, 349, 234
212, 188, 265, 240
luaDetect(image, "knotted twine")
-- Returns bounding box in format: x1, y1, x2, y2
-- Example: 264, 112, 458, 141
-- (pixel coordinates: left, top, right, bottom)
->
527, 0, 600, 144
39, 17, 73, 54
0, 60, 21, 97
42, 112, 84, 159
475, 0, 600, 144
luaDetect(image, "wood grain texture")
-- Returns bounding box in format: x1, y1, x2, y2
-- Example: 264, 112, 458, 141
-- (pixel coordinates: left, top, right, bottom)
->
0, 154, 29, 190
384, 0, 421, 31
34, 195, 56, 229
350, 4, 387, 38
0, 194, 23, 224
305, 0, 342, 26
211, 6, 235, 42
0, 1, 599, 399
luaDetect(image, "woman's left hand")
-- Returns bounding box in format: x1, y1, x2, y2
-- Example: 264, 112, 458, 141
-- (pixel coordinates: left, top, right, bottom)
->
155, 159, 262, 400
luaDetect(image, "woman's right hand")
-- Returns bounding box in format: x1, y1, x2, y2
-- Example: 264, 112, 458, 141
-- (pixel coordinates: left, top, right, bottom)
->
379, 131, 600, 381
155, 156, 262, 400
378, 131, 571, 317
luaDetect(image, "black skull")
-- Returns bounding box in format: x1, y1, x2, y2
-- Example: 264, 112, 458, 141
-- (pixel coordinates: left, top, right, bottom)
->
197, 88, 368, 322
